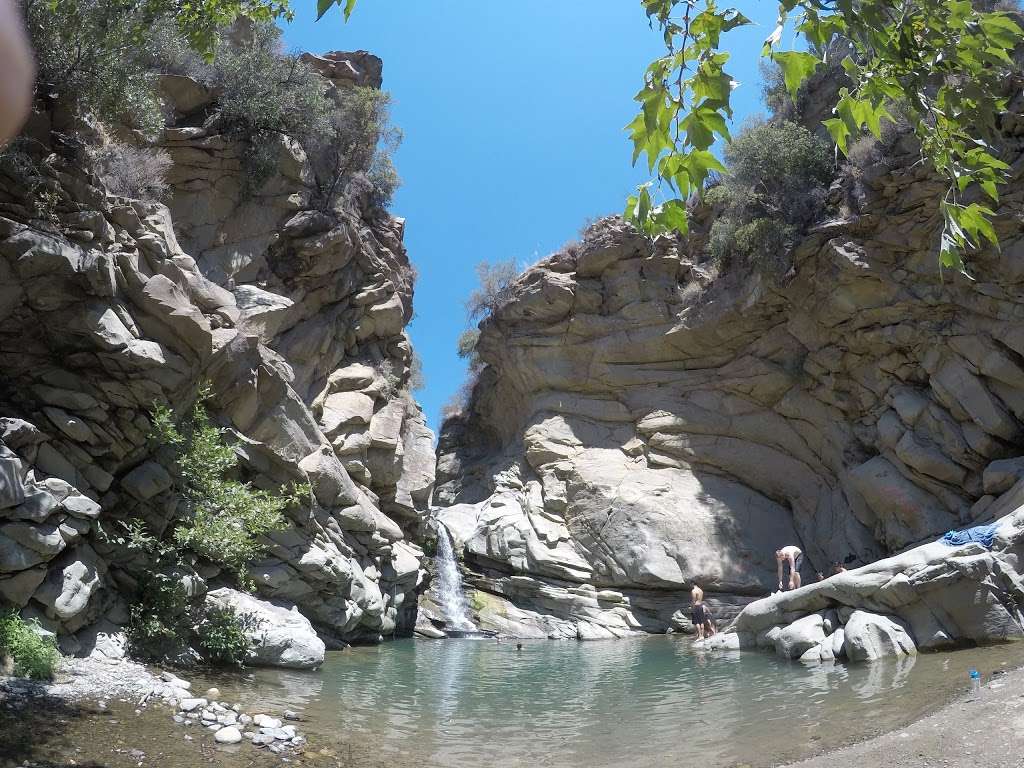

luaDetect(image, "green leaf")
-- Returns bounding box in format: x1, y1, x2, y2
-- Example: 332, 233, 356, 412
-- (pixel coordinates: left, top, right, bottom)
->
823, 118, 851, 155
638, 187, 652, 228
772, 51, 820, 98
961, 203, 998, 246
980, 13, 1024, 48
343, 0, 358, 20
654, 199, 689, 235
316, 0, 335, 21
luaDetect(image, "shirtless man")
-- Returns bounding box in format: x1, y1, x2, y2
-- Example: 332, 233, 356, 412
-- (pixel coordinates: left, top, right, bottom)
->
776, 545, 803, 591
690, 585, 716, 640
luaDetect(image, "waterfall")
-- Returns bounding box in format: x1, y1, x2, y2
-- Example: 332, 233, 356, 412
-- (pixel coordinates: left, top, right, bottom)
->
433, 523, 476, 631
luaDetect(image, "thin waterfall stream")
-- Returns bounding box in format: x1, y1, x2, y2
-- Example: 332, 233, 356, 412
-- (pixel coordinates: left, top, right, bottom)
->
433, 522, 476, 632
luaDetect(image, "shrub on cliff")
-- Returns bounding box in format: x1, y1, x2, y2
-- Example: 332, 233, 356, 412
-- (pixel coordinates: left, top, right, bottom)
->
465, 259, 520, 321
456, 328, 481, 368
0, 610, 60, 680
151, 390, 306, 588
706, 119, 832, 275
306, 84, 401, 208
149, 19, 401, 206
209, 22, 332, 191
93, 142, 173, 201
25, 0, 165, 138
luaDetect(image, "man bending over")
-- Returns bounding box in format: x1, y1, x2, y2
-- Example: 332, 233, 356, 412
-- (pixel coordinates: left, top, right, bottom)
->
776, 545, 803, 591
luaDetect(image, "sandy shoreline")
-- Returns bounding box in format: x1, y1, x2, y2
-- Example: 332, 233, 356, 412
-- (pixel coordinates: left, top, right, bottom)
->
780, 664, 1024, 768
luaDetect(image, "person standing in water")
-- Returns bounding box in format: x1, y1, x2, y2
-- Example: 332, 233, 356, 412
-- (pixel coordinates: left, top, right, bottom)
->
690, 585, 716, 640
775, 545, 803, 591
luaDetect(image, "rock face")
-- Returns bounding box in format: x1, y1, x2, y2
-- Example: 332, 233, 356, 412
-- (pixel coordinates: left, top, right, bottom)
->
434, 93, 1024, 636
726, 488, 1024, 661
0, 50, 433, 652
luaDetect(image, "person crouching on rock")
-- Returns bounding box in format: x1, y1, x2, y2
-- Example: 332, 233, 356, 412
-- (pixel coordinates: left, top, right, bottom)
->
690, 585, 716, 640
775, 545, 803, 591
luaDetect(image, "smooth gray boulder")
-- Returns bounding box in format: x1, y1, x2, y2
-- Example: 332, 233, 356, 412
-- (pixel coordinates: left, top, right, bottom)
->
774, 612, 826, 659
843, 610, 916, 661
205, 587, 325, 669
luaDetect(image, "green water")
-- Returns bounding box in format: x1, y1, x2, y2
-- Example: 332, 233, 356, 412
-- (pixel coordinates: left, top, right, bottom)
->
204, 637, 1024, 768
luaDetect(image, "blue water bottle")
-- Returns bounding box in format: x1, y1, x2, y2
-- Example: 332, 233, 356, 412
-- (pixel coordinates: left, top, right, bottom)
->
969, 668, 981, 700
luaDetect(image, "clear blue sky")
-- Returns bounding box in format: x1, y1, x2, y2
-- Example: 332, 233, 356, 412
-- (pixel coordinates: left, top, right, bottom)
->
280, 1, 783, 437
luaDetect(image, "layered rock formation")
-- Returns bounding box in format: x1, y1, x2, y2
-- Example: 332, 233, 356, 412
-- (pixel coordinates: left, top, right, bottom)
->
714, 479, 1024, 662
0, 51, 434, 654
434, 95, 1024, 639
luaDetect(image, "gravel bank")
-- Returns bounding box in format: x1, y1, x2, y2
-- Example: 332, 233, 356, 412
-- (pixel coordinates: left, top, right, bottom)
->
0, 655, 159, 704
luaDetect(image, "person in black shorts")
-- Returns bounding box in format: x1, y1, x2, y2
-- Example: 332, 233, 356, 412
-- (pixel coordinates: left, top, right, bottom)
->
775, 545, 803, 591
690, 585, 716, 640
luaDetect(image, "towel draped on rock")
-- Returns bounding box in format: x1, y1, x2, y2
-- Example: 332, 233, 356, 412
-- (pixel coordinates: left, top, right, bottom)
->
940, 523, 1000, 549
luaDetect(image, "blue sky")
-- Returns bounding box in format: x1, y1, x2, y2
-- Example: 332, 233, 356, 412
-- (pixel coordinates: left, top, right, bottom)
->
281, 1, 784, 436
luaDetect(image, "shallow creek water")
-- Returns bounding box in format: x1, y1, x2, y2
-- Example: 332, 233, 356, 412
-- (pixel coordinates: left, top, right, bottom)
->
5, 638, 1024, 768
204, 638, 1024, 768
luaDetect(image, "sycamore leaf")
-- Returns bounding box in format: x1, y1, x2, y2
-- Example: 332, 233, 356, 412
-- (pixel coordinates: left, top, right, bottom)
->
316, 0, 334, 21
823, 118, 851, 155
961, 203, 998, 246
654, 199, 689, 234
773, 51, 820, 98
980, 13, 1023, 48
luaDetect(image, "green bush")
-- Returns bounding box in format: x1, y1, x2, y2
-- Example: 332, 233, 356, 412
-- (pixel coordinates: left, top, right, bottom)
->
705, 119, 832, 274
126, 573, 192, 661
25, 0, 165, 139
127, 577, 257, 666
196, 607, 256, 667
206, 22, 331, 192
306, 84, 402, 210
0, 610, 61, 680
151, 391, 303, 588
148, 20, 401, 206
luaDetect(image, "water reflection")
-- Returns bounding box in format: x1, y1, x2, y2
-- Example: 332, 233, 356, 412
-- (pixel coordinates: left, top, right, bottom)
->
209, 638, 1024, 768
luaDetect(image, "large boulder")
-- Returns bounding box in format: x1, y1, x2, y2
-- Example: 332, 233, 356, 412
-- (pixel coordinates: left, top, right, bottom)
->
205, 587, 325, 669
843, 610, 916, 662
774, 612, 827, 659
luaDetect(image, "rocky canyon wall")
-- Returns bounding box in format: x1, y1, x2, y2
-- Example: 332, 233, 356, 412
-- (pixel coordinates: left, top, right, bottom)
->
0, 50, 434, 655
433, 94, 1024, 639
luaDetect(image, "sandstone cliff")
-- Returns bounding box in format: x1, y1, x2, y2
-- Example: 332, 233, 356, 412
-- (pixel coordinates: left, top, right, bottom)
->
0, 50, 434, 654
433, 95, 1024, 639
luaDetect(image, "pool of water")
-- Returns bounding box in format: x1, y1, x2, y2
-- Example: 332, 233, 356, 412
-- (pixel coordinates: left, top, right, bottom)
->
201, 637, 1024, 768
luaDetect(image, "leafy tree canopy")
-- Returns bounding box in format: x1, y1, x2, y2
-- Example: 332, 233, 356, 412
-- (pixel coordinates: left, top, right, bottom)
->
624, 0, 1021, 276
338, 0, 1020, 275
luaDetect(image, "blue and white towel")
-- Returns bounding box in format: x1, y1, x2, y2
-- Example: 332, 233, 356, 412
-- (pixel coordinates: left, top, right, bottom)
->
940, 523, 1000, 549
